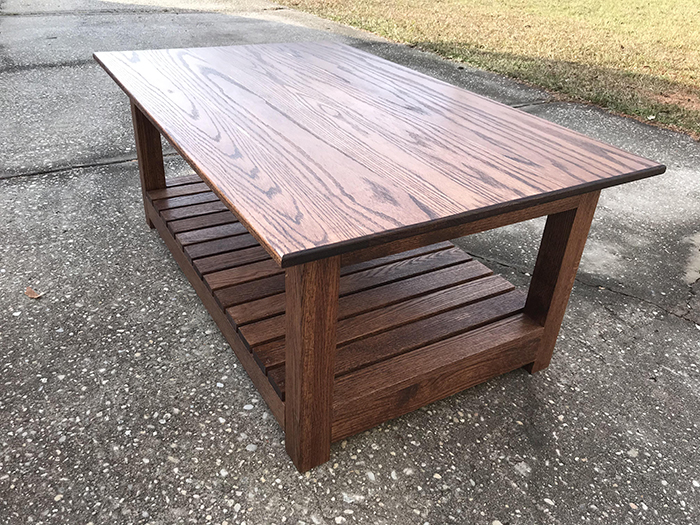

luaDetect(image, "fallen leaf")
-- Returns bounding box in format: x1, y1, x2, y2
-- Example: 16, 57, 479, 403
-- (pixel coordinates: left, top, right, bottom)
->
25, 287, 43, 299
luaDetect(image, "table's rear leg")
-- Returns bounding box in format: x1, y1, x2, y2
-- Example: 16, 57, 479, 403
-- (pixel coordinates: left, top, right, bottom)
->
131, 101, 166, 229
524, 191, 600, 373
285, 257, 340, 472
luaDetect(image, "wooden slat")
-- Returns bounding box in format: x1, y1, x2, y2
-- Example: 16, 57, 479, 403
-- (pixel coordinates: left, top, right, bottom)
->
153, 191, 219, 211
341, 242, 453, 273
240, 259, 493, 348
97, 43, 664, 268
205, 258, 282, 291
339, 247, 470, 295
176, 222, 248, 246
331, 315, 542, 441
339, 261, 490, 320
186, 233, 258, 261
335, 275, 511, 346
149, 182, 210, 200
164, 173, 202, 187
256, 273, 515, 380
193, 245, 270, 275
160, 200, 229, 222
230, 258, 490, 328
266, 290, 527, 396
226, 243, 458, 326
215, 273, 286, 309
168, 210, 237, 234
218, 246, 469, 320
144, 199, 285, 427
335, 290, 526, 377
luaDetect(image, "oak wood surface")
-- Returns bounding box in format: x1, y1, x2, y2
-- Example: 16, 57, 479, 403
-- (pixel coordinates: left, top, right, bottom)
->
193, 245, 270, 275
153, 189, 219, 211
185, 233, 258, 261
97, 42, 665, 267
131, 102, 166, 227
143, 178, 548, 470
168, 210, 237, 234
164, 174, 202, 187
239, 259, 491, 346
150, 182, 210, 201
226, 243, 456, 326
263, 277, 520, 397
331, 315, 542, 441
284, 257, 340, 472
524, 191, 600, 372
176, 222, 248, 246
248, 272, 512, 359
160, 200, 229, 222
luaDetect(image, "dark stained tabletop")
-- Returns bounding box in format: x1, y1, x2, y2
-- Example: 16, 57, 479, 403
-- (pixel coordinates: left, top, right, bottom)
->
95, 42, 665, 267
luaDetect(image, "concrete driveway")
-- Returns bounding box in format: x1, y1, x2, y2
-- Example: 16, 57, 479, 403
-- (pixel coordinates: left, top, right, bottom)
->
1, 0, 699, 523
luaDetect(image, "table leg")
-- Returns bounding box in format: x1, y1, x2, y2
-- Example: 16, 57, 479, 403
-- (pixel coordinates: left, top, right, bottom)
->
285, 257, 341, 472
131, 101, 166, 228
524, 191, 600, 373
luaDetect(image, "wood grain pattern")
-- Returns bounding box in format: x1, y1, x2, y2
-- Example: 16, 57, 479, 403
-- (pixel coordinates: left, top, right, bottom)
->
248, 272, 513, 357
339, 195, 582, 267
160, 200, 229, 222
284, 257, 340, 472
141, 185, 551, 470
331, 315, 542, 441
150, 182, 210, 201
524, 191, 600, 372
193, 245, 270, 275
261, 276, 519, 395
226, 243, 457, 326
168, 210, 237, 234
185, 233, 259, 261
97, 43, 665, 266
205, 258, 283, 291
152, 189, 219, 211
176, 221, 248, 246
164, 173, 202, 187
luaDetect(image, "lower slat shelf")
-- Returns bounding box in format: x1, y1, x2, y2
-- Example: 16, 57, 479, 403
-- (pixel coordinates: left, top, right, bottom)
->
147, 175, 543, 441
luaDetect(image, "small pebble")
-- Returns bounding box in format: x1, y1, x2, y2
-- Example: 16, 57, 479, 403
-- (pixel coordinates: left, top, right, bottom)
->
544, 498, 555, 506
243, 404, 254, 410
246, 444, 257, 452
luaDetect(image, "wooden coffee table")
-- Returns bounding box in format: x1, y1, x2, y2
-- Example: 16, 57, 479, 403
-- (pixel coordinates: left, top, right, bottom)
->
95, 42, 665, 472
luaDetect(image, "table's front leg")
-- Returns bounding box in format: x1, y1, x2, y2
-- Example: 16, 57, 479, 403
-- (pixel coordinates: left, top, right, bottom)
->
524, 191, 600, 373
131, 101, 166, 228
285, 256, 341, 472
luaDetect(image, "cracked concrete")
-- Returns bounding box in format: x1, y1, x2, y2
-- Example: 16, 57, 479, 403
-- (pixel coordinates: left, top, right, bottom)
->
1, 0, 699, 524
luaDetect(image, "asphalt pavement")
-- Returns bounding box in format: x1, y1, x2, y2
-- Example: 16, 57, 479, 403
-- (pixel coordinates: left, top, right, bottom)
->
1, 0, 699, 523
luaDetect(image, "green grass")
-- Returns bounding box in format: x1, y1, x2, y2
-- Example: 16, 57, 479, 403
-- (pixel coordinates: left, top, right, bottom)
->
276, 0, 700, 138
